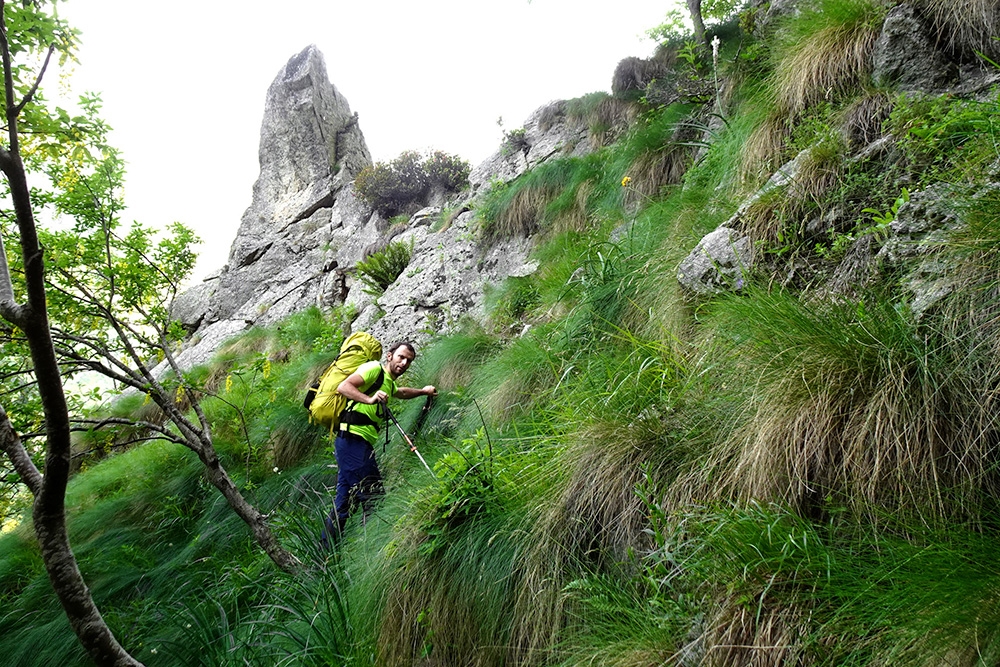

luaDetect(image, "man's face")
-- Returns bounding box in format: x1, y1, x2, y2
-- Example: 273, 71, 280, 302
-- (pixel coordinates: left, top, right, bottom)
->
387, 346, 415, 377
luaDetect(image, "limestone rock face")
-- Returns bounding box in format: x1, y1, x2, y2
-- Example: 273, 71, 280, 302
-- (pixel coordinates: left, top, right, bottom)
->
872, 4, 958, 91
351, 210, 536, 347
170, 46, 599, 370
677, 227, 752, 296
170, 45, 375, 369
877, 185, 966, 317
229, 44, 370, 273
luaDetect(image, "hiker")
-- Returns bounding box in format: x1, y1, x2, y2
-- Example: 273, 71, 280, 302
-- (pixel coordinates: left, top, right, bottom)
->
322, 340, 436, 546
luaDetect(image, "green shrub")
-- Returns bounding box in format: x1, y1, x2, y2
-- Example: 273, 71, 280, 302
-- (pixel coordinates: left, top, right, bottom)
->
354, 150, 471, 216
355, 239, 413, 296
887, 94, 1000, 185
424, 150, 471, 191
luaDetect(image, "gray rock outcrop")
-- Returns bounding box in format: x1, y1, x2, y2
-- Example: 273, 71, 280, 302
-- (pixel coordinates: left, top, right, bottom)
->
171, 47, 598, 370
872, 4, 958, 91
677, 226, 752, 296
171, 45, 377, 369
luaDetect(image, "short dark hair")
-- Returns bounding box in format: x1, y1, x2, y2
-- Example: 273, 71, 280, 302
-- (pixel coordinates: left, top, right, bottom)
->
387, 340, 416, 358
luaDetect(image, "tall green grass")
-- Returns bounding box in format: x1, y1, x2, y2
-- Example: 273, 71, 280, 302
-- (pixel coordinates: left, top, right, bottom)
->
640, 500, 1000, 666
479, 103, 698, 244
6, 12, 1000, 664
693, 287, 999, 525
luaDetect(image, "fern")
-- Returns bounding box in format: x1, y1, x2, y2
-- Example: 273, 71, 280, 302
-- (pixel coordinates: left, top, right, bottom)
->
356, 239, 413, 296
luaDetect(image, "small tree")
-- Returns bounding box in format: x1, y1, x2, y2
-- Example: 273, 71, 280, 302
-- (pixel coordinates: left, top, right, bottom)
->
0, 1, 297, 662
0, 1, 143, 664
649, 0, 743, 47
33, 146, 301, 575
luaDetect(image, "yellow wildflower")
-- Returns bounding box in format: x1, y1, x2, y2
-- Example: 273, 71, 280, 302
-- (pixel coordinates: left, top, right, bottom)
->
621, 176, 632, 187
225, 375, 233, 393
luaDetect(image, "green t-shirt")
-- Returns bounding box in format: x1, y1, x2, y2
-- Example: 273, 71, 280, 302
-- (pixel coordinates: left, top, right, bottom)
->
341, 360, 396, 445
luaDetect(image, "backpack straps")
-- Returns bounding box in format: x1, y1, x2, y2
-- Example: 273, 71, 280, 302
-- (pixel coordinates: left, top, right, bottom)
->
340, 367, 386, 437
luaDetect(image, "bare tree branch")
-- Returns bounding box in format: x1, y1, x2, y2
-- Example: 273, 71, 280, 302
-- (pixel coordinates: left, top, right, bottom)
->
0, 402, 41, 496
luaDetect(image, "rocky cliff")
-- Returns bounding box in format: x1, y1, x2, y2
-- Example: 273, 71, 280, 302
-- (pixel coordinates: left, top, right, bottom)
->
173, 2, 1000, 369
171, 44, 595, 367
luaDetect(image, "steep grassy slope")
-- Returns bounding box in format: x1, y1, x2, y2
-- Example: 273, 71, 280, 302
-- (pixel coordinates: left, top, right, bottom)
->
4, 1, 1000, 665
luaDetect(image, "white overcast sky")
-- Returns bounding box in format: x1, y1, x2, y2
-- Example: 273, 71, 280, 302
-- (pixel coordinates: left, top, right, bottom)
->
53, 0, 671, 283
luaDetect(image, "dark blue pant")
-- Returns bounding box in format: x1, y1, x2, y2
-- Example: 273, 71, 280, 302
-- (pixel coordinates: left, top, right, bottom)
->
322, 432, 383, 548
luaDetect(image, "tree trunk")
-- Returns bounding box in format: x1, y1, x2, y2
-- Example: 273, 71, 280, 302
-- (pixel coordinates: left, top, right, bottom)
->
34, 501, 145, 667
687, 0, 708, 47
0, 3, 144, 656
196, 443, 301, 573
0, 407, 144, 667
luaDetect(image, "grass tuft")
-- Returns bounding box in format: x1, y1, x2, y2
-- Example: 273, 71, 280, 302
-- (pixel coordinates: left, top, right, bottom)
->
772, 0, 885, 116
694, 289, 999, 522
918, 0, 1000, 60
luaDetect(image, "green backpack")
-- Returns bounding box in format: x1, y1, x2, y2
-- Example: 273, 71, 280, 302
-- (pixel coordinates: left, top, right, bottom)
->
305, 331, 383, 431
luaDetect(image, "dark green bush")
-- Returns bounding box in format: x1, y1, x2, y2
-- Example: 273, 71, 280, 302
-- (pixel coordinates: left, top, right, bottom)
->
353, 162, 398, 213
424, 150, 472, 191
354, 150, 471, 216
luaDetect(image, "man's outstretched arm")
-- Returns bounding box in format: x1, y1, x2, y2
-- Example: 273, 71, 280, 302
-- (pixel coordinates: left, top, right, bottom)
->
394, 385, 437, 400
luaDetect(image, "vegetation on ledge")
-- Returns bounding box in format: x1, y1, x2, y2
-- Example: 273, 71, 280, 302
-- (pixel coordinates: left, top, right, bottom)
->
3, 0, 1000, 665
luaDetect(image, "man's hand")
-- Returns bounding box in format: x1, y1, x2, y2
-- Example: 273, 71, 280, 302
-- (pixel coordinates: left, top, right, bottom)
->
422, 385, 437, 397
369, 390, 388, 404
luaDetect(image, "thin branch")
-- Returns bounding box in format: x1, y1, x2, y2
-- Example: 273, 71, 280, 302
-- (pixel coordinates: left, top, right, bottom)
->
0, 402, 42, 496
157, 326, 211, 438
10, 43, 55, 116
70, 436, 167, 460
0, 3, 20, 160
71, 416, 187, 446
51, 329, 142, 376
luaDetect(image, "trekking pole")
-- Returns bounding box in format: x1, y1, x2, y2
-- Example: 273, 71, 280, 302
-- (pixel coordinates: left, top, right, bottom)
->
384, 405, 434, 475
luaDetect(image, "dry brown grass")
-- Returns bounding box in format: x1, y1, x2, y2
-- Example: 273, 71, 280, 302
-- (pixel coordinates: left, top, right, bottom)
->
486, 183, 560, 241
625, 119, 700, 206
627, 143, 695, 204
839, 90, 894, 147
504, 419, 676, 664
377, 567, 506, 667
612, 54, 674, 98
200, 361, 231, 397
787, 139, 844, 206
919, 0, 1000, 60
701, 598, 815, 667
549, 180, 592, 236
736, 137, 843, 248
537, 100, 567, 133
735, 188, 794, 247
507, 514, 569, 666
270, 421, 320, 469
696, 325, 997, 523
774, 17, 880, 117
556, 420, 661, 557
584, 96, 640, 149
739, 114, 791, 191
